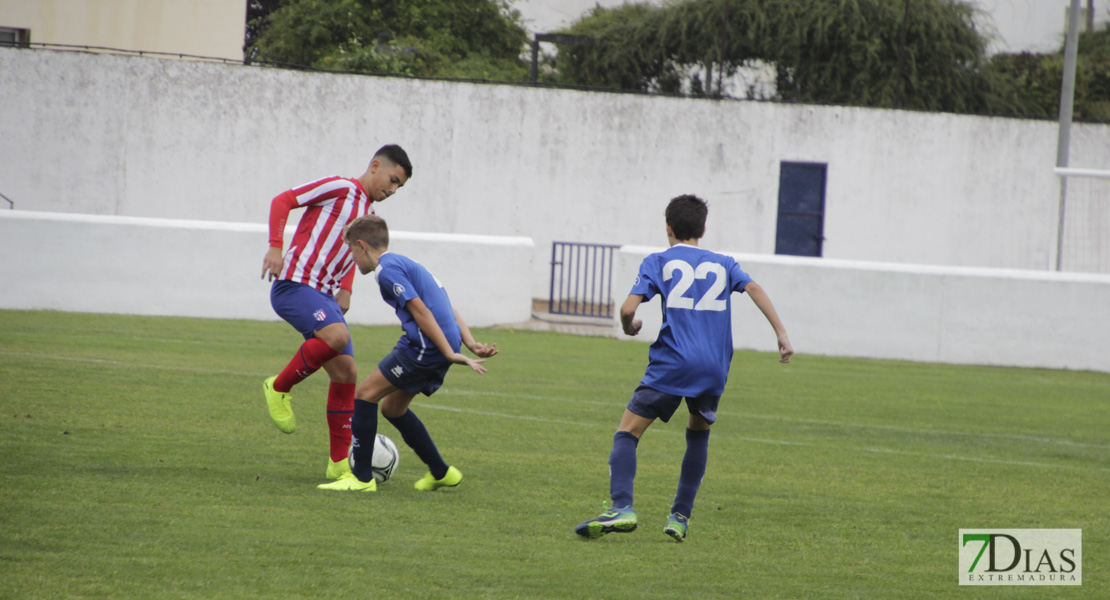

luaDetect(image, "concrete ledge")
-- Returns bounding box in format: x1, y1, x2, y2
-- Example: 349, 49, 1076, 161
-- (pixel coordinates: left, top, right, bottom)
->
0, 210, 534, 328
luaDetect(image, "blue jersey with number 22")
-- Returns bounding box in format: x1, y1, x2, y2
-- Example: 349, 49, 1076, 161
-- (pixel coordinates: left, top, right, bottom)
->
630, 244, 752, 398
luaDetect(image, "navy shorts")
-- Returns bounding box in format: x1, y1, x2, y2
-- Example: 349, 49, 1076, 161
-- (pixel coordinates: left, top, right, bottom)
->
378, 347, 450, 397
270, 280, 354, 356
626, 384, 720, 425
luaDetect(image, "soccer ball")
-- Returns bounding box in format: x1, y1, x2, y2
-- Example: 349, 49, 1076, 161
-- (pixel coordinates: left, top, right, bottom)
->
349, 433, 399, 483
370, 433, 399, 483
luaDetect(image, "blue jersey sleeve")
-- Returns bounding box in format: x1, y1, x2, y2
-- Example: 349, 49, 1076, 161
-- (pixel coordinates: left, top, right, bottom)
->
629, 255, 662, 300
729, 259, 753, 293
377, 265, 419, 307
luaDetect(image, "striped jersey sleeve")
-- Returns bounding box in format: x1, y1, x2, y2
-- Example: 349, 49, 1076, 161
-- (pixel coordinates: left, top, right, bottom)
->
279, 176, 374, 295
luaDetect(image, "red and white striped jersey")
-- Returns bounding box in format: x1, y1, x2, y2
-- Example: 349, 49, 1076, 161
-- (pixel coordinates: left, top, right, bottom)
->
269, 176, 374, 295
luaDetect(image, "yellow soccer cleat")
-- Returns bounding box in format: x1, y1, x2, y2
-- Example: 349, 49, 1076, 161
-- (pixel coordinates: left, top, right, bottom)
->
413, 466, 463, 491
317, 473, 377, 492
326, 458, 351, 480
262, 376, 296, 433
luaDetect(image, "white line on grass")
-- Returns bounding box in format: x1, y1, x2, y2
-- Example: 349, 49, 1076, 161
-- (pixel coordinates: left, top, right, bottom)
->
417, 402, 1110, 474
3, 351, 261, 378
416, 403, 602, 428
436, 388, 1110, 450
7, 350, 1108, 470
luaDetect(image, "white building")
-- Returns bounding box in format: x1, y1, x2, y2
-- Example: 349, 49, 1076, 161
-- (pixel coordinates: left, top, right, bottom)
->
0, 0, 246, 61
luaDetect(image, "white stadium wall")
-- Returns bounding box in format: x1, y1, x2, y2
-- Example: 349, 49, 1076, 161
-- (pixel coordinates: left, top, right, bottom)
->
2, 47, 1110, 373
2, 46, 1109, 304
0, 211, 533, 328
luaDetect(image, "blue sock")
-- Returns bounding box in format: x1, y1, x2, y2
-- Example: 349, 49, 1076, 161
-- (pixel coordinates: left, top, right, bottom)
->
609, 431, 639, 509
349, 399, 378, 483
386, 409, 449, 480
672, 428, 710, 518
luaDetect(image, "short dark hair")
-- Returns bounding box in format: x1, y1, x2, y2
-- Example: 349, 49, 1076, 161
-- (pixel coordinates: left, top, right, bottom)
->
374, 144, 412, 179
665, 194, 708, 240
344, 214, 390, 249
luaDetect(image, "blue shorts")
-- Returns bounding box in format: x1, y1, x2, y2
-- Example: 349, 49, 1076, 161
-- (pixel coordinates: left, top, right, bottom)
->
378, 346, 450, 397
270, 280, 354, 356
626, 384, 719, 425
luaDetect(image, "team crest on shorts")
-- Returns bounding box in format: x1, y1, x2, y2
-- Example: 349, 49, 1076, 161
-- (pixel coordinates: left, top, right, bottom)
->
313, 308, 327, 321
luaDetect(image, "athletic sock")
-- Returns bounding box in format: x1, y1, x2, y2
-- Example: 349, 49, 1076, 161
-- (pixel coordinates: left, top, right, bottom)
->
326, 382, 355, 463
671, 428, 710, 518
609, 431, 640, 509
385, 409, 449, 480
273, 337, 340, 392
349, 399, 379, 482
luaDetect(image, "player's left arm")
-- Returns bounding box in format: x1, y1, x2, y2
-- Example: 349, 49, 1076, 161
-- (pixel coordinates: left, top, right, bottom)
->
453, 308, 498, 358
743, 281, 794, 363
406, 297, 488, 374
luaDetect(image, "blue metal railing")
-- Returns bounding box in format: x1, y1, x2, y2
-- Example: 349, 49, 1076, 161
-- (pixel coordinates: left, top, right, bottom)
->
549, 241, 620, 318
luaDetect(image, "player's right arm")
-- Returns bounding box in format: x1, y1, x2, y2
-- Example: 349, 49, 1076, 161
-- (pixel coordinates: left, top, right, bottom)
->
261, 191, 299, 281
619, 294, 644, 336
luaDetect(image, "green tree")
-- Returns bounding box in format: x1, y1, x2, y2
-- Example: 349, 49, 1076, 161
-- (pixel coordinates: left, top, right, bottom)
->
765, 0, 996, 112
987, 26, 1110, 121
247, 0, 529, 81
244, 0, 286, 63
552, 4, 675, 91
553, 0, 1032, 116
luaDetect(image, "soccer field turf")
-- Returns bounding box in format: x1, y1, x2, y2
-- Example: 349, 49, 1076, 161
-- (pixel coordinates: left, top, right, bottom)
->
1, 309, 1107, 599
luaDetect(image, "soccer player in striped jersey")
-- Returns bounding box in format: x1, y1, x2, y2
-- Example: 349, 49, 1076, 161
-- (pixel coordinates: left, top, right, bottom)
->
318, 214, 498, 493
260, 145, 412, 482
575, 194, 794, 542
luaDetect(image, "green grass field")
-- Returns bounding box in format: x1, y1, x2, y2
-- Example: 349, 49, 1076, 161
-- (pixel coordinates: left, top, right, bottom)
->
1, 309, 1107, 599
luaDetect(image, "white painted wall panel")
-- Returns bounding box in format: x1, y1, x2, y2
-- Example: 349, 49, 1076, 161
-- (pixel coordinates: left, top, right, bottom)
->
1, 47, 1107, 302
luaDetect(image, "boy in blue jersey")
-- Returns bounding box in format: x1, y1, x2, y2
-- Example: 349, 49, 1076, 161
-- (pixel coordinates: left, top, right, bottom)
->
575, 194, 793, 541
319, 214, 498, 493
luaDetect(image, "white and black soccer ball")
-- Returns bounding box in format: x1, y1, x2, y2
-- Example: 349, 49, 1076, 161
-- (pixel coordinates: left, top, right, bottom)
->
349, 433, 399, 483
369, 433, 399, 483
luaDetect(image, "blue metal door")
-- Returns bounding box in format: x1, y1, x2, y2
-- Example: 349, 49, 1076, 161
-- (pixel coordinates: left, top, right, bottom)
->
775, 162, 827, 257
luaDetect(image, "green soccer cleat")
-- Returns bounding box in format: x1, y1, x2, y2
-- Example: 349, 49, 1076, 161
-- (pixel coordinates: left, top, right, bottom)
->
664, 513, 689, 542
262, 376, 296, 434
575, 504, 638, 539
413, 466, 463, 491
317, 473, 376, 492
325, 458, 351, 480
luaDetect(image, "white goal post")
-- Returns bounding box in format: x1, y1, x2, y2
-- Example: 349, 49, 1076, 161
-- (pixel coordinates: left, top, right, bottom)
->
1052, 0, 1109, 273
1054, 167, 1110, 274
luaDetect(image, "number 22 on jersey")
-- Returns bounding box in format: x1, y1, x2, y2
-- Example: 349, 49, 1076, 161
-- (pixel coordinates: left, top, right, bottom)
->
662, 259, 727, 311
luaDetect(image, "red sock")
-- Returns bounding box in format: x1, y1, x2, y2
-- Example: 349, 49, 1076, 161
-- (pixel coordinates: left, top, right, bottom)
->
326, 382, 355, 462
273, 337, 341, 392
